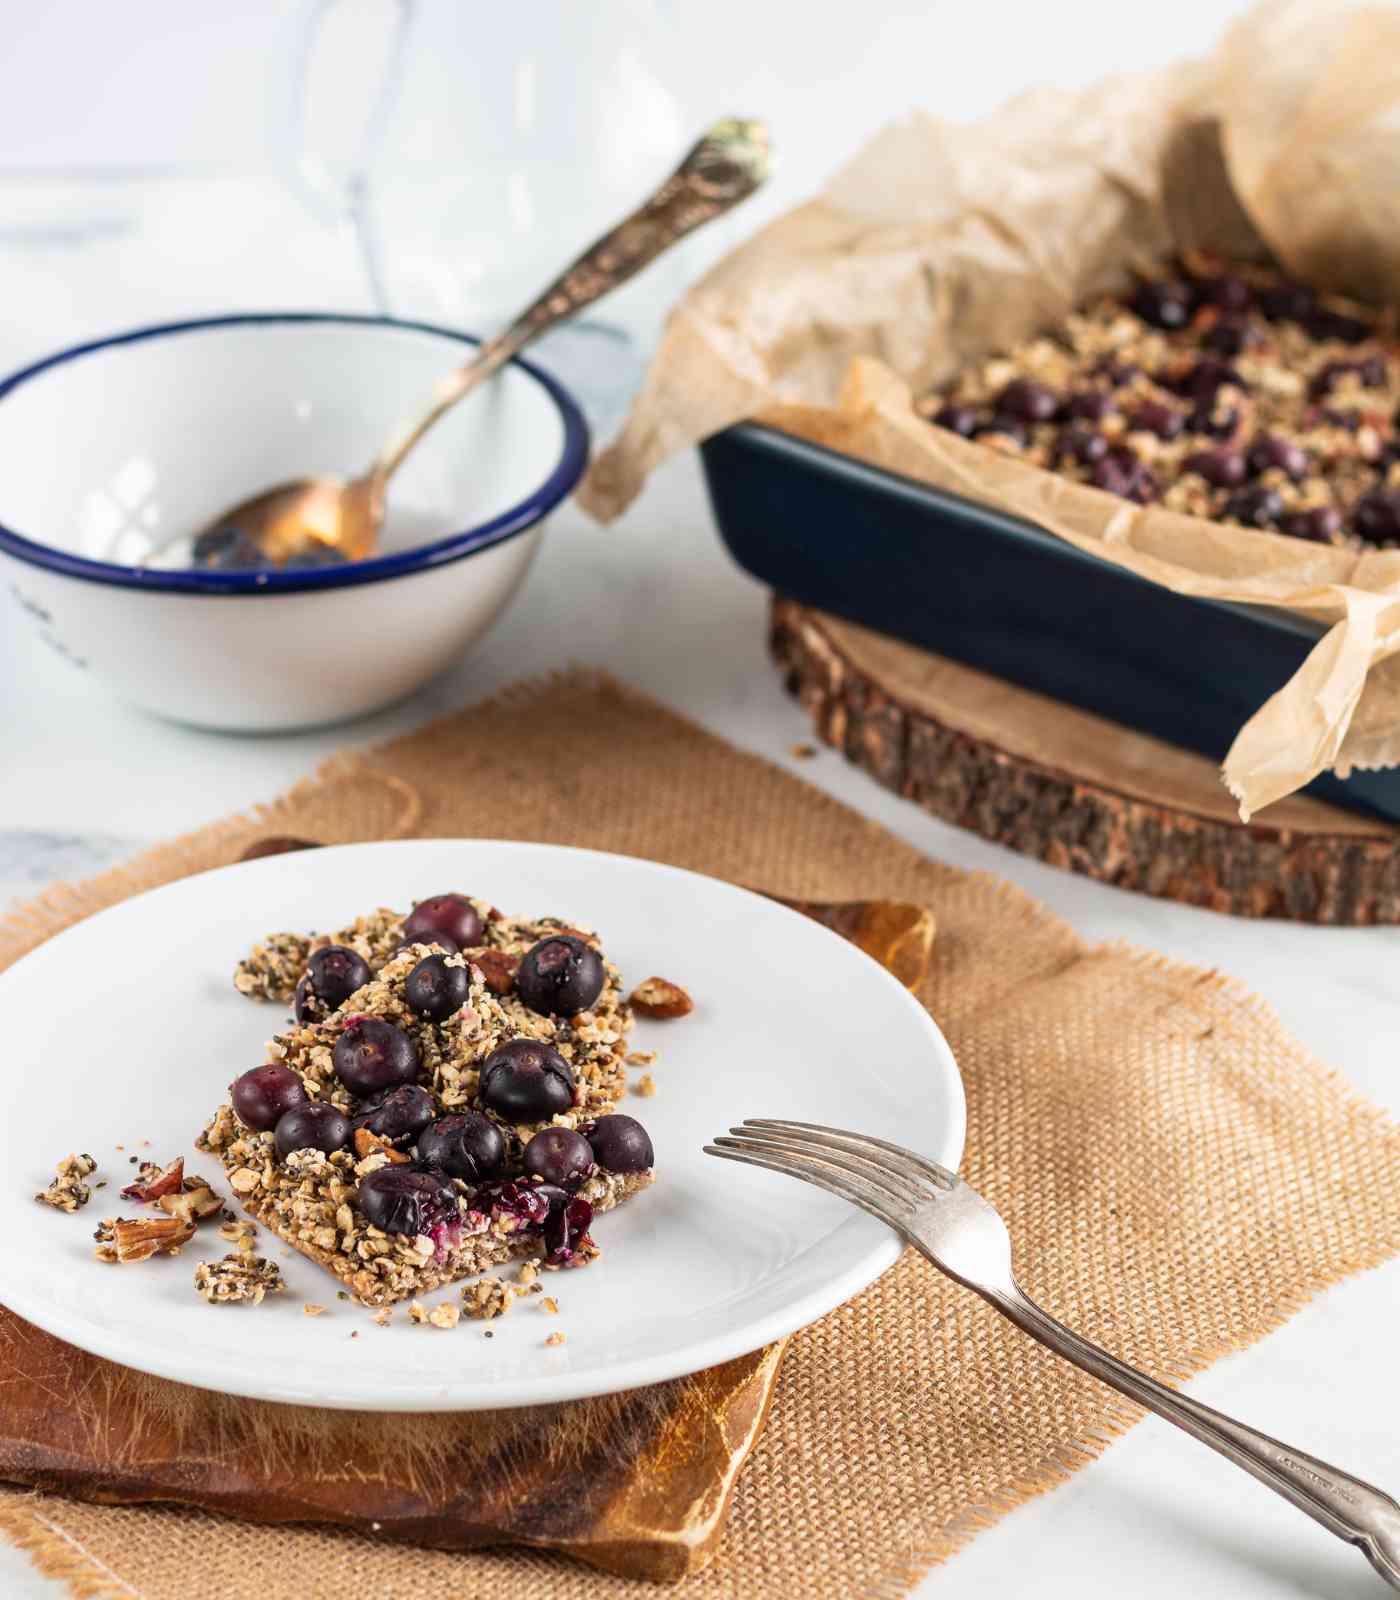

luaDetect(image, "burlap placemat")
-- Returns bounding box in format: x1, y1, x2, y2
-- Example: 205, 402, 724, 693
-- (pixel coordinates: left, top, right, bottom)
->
3, 669, 1399, 1599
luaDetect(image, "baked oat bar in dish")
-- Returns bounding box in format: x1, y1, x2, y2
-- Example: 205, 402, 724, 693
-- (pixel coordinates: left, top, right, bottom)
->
925, 252, 1400, 547
201, 892, 658, 1307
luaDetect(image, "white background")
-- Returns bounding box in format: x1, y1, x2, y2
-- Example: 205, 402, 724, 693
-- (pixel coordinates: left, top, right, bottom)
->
4, 3, 1398, 1597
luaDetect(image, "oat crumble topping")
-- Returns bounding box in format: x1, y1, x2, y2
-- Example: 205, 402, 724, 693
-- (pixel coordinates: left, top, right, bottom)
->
36, 1153, 96, 1213
194, 1253, 285, 1305
462, 1278, 515, 1320
927, 252, 1400, 547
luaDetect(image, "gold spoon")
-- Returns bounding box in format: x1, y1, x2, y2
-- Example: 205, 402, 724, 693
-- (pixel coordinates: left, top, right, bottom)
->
189, 118, 770, 571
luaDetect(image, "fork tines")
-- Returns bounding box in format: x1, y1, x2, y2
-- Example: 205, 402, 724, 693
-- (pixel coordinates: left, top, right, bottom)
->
704, 1118, 957, 1231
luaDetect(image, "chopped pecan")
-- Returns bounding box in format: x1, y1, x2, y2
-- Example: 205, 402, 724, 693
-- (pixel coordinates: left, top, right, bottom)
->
158, 1179, 223, 1226
353, 1128, 409, 1164
95, 1215, 197, 1263
121, 1156, 185, 1202
466, 947, 519, 995
628, 976, 694, 1019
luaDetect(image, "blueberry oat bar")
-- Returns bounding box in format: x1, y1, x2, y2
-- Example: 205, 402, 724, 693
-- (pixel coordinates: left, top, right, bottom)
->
925, 253, 1400, 546
202, 892, 657, 1307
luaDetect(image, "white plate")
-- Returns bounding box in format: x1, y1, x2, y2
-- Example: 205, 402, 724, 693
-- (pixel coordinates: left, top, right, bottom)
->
0, 840, 964, 1411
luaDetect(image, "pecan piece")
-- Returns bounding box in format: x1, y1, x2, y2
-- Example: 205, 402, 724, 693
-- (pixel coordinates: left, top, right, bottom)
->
121, 1156, 185, 1202
158, 1179, 223, 1227
95, 1215, 197, 1263
353, 1128, 409, 1164
466, 947, 519, 996
628, 976, 694, 1019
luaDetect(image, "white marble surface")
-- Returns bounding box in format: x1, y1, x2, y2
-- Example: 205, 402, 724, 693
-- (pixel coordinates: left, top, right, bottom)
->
3, 439, 1400, 1598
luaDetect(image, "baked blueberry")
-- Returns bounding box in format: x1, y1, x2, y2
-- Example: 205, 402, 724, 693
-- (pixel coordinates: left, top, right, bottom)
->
1203, 273, 1252, 313
1223, 485, 1285, 529
274, 1101, 352, 1159
1091, 449, 1158, 504
1064, 390, 1112, 423
417, 1112, 506, 1182
1131, 277, 1192, 330
296, 945, 370, 1021
1183, 448, 1247, 489
585, 1114, 654, 1174
333, 1017, 419, 1096
358, 1165, 459, 1235
1127, 401, 1183, 440
469, 1178, 552, 1228
515, 935, 605, 1016
231, 1063, 307, 1132
1258, 281, 1314, 323
352, 1083, 436, 1144
1202, 316, 1260, 357
1353, 490, 1400, 543
1280, 507, 1342, 544
995, 378, 1059, 423
543, 1195, 594, 1267
1187, 403, 1241, 440
1175, 358, 1244, 402
478, 1038, 576, 1120
400, 893, 484, 952
404, 953, 470, 1021
1307, 308, 1370, 345
1246, 435, 1308, 481
522, 1128, 594, 1190
932, 403, 979, 437
1053, 426, 1109, 467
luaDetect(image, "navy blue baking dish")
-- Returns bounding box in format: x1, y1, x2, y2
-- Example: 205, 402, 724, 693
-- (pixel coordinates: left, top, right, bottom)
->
699, 421, 1400, 822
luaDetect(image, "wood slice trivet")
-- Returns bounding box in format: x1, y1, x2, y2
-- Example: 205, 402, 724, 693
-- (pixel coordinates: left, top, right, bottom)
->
0, 835, 935, 1585
771, 596, 1400, 925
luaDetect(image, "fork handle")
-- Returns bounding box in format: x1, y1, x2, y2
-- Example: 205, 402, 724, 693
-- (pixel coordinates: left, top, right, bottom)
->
987, 1284, 1400, 1589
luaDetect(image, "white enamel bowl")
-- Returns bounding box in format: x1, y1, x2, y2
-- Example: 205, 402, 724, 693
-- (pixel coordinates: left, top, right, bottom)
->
0, 839, 965, 1411
0, 315, 589, 730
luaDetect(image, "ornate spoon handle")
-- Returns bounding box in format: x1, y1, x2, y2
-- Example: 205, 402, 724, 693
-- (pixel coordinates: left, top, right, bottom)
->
373, 116, 770, 483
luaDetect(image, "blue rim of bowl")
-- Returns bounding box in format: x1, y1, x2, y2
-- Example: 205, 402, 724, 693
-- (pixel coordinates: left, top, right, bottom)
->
0, 312, 591, 596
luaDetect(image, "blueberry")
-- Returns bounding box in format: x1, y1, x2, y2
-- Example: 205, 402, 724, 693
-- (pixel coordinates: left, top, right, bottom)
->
1258, 281, 1314, 323
352, 1083, 436, 1144
1353, 490, 1400, 543
585, 1114, 654, 1174
1281, 507, 1342, 544
543, 1195, 594, 1267
296, 945, 370, 1022
333, 1017, 419, 1096
231, 1063, 307, 1132
1246, 435, 1308, 481
1091, 449, 1158, 504
515, 935, 605, 1017
1204, 274, 1252, 313
274, 1101, 352, 1159
1127, 401, 1183, 440
1223, 485, 1285, 529
1183, 448, 1247, 489
1202, 316, 1260, 358
1307, 308, 1370, 345
1065, 390, 1113, 423
416, 1112, 506, 1182
1187, 403, 1241, 440
192, 525, 264, 571
932, 403, 979, 437
1093, 358, 1142, 387
357, 1165, 458, 1235
522, 1128, 594, 1189
404, 954, 470, 1022
1175, 358, 1245, 402
400, 893, 484, 952
394, 931, 459, 957
1053, 426, 1109, 467
995, 378, 1059, 423
478, 1038, 576, 1120
1131, 278, 1193, 330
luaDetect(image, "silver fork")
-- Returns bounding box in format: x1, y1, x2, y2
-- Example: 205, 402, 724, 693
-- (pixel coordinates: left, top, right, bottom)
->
707, 1119, 1400, 1590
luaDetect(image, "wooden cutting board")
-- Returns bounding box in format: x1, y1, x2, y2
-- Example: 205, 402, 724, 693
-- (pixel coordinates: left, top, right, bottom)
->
771, 596, 1400, 925
0, 839, 935, 1584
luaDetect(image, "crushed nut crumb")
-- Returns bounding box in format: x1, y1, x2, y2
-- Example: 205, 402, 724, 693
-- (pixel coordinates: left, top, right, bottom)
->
193, 1253, 284, 1304
461, 1278, 515, 1320
544, 1331, 566, 1347
35, 1153, 96, 1213
303, 1303, 329, 1317
541, 1296, 559, 1314
635, 1073, 657, 1097
628, 976, 694, 1019
790, 742, 817, 759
